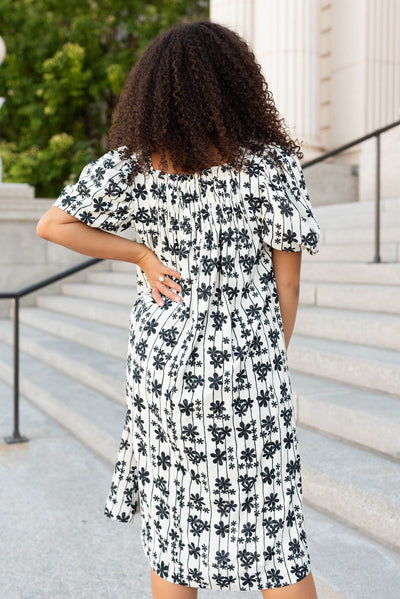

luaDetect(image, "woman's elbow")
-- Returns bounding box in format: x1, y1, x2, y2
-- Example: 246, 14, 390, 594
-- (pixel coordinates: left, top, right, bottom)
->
36, 216, 53, 240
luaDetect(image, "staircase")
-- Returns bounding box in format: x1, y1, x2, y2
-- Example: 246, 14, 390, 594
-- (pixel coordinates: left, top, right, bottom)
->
0, 197, 399, 598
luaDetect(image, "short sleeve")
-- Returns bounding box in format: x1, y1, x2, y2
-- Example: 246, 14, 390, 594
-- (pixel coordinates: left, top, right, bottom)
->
259, 146, 321, 255
52, 147, 136, 234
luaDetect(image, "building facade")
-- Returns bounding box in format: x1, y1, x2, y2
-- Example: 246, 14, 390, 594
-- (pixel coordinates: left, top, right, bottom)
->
210, 0, 400, 162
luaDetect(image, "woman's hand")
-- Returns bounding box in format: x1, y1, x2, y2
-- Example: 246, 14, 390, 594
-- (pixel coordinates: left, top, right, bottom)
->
137, 249, 182, 307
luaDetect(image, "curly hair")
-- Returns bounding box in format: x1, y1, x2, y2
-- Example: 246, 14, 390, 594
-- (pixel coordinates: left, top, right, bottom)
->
108, 19, 303, 180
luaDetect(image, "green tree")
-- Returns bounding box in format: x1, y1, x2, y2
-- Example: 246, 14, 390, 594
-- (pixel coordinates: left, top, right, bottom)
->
0, 0, 209, 197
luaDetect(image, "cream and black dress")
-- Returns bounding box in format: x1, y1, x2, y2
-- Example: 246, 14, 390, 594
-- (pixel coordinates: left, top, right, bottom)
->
53, 143, 321, 591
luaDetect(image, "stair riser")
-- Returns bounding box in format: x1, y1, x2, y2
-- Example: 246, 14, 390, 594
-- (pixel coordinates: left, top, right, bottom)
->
288, 348, 400, 397
19, 310, 127, 361
325, 228, 400, 244
87, 272, 137, 287
37, 296, 129, 329
316, 214, 400, 230
62, 283, 137, 306
300, 264, 400, 286
304, 244, 399, 262
302, 467, 400, 552
295, 311, 400, 352
300, 285, 400, 315
0, 327, 125, 405
0, 361, 118, 465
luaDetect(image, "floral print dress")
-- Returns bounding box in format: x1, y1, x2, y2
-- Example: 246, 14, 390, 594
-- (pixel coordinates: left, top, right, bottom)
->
52, 142, 321, 591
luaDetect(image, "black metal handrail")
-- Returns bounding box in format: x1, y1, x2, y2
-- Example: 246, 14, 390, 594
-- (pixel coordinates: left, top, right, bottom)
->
302, 118, 400, 264
1, 258, 103, 444
2, 118, 399, 444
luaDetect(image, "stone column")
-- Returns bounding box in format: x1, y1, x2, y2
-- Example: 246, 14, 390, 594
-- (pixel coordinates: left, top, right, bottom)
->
210, 0, 254, 49
210, 0, 321, 158
253, 0, 321, 156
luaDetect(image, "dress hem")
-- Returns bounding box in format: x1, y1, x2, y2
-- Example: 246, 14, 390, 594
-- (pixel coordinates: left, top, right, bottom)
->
142, 533, 312, 592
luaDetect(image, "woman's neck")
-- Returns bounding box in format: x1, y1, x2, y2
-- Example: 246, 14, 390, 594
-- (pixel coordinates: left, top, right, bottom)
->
150, 144, 226, 174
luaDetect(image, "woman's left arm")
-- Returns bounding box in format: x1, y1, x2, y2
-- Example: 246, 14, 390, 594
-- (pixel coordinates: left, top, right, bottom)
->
271, 248, 302, 350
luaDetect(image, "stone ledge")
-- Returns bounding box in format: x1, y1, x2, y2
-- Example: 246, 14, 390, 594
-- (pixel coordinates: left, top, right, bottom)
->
0, 182, 35, 200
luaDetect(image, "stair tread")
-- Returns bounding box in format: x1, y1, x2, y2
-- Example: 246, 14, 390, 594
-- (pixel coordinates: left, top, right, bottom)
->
38, 293, 130, 311
291, 371, 400, 422
297, 425, 400, 509
0, 340, 125, 441
64, 281, 136, 293
0, 319, 126, 383
297, 304, 400, 323
87, 271, 137, 287
290, 333, 400, 366
303, 502, 400, 599
19, 307, 127, 358
20, 306, 128, 340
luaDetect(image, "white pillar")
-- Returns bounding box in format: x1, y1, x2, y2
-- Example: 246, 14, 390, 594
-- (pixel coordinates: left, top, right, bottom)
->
211, 0, 321, 157
253, 0, 321, 155
210, 0, 255, 49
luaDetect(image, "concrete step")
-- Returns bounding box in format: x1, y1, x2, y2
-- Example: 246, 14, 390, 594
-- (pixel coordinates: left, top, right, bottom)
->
303, 242, 399, 262
288, 334, 400, 397
0, 384, 149, 599
59, 279, 400, 318
87, 271, 137, 288
0, 320, 126, 404
302, 501, 400, 599
36, 294, 130, 329
14, 308, 400, 459
299, 281, 400, 314
300, 261, 400, 285
298, 425, 400, 552
291, 370, 400, 460
111, 261, 138, 273
62, 282, 137, 306
0, 341, 122, 465
313, 198, 400, 221
324, 226, 400, 244
315, 214, 400, 232
19, 307, 127, 361
295, 305, 400, 352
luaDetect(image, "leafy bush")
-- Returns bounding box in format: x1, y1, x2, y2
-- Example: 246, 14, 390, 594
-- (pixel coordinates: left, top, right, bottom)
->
0, 0, 209, 197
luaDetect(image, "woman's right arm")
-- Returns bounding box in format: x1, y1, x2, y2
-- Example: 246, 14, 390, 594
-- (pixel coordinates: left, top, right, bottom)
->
271, 249, 302, 350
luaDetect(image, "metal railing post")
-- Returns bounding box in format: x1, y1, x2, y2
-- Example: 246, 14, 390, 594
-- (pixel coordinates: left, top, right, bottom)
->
373, 133, 381, 263
1, 257, 103, 444
4, 297, 28, 444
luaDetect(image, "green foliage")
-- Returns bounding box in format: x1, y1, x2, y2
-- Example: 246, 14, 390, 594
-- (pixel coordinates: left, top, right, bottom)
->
0, 0, 209, 197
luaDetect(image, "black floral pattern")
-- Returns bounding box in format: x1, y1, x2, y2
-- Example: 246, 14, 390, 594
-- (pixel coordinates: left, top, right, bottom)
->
53, 143, 321, 591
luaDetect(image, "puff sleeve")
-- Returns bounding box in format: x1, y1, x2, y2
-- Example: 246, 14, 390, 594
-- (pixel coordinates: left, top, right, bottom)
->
52, 147, 136, 234
259, 146, 321, 255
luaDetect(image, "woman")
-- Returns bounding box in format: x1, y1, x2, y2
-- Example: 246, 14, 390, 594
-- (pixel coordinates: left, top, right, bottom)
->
37, 19, 320, 598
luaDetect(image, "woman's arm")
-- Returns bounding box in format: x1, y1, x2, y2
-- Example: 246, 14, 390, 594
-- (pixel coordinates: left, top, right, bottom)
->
37, 206, 182, 305
37, 206, 153, 264
271, 249, 302, 350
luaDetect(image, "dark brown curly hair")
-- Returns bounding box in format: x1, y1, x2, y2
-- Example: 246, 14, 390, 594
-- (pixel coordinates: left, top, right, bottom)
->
108, 19, 303, 180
